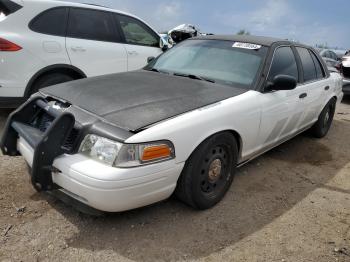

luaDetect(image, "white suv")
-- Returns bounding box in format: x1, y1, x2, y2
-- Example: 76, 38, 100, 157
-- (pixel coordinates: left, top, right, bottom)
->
0, 0, 164, 107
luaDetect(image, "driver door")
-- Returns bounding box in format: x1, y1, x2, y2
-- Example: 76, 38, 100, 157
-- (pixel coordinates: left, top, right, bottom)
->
257, 46, 305, 150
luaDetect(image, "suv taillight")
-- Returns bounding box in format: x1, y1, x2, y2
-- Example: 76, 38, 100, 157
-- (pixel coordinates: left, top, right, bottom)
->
0, 38, 22, 51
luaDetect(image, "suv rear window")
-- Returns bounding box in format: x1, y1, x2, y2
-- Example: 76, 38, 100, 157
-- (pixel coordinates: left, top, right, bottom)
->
30, 7, 68, 37
67, 8, 118, 42
0, 0, 22, 19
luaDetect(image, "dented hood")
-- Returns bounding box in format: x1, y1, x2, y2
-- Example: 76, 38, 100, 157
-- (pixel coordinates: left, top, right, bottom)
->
40, 70, 247, 131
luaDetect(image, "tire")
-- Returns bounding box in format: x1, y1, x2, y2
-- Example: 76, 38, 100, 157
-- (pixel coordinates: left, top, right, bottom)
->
310, 98, 336, 138
29, 73, 74, 96
175, 132, 238, 210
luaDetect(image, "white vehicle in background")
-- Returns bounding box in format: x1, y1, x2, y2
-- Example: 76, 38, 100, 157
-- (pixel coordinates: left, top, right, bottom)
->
0, 0, 165, 107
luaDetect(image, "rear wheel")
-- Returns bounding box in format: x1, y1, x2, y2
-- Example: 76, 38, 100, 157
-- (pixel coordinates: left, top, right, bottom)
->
29, 73, 75, 96
175, 132, 238, 209
310, 98, 336, 138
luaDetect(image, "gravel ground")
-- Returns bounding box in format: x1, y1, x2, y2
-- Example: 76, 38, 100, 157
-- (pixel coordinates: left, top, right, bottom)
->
0, 97, 349, 262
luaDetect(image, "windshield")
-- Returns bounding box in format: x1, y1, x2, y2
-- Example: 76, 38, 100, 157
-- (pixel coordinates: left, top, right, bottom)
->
146, 39, 268, 89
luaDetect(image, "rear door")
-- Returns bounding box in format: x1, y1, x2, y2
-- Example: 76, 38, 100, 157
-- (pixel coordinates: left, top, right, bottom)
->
114, 14, 162, 70
257, 46, 303, 149
66, 8, 127, 77
29, 7, 70, 65
295, 47, 328, 128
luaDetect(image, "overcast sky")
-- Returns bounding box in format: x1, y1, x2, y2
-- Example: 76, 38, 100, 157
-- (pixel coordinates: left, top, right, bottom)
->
66, 0, 349, 49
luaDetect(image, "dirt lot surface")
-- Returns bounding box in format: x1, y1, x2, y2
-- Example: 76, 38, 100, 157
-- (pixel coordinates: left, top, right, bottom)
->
0, 98, 350, 262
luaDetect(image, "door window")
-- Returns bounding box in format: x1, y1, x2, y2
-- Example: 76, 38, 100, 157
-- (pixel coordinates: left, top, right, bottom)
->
117, 15, 159, 47
30, 7, 68, 36
268, 46, 299, 82
67, 8, 118, 42
309, 51, 325, 79
296, 47, 317, 82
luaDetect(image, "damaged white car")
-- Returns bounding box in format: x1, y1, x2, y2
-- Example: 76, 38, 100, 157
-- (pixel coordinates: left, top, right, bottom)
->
1, 35, 343, 212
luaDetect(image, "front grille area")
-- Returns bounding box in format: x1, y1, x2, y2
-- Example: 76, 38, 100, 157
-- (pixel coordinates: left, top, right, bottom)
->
31, 110, 80, 153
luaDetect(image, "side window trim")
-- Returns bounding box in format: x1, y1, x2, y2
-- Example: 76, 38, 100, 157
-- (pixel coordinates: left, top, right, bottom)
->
66, 7, 121, 43
116, 13, 160, 47
29, 6, 69, 37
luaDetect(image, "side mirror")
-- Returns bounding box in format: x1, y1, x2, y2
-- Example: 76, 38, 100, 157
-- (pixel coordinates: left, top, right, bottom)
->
147, 56, 155, 63
159, 37, 169, 51
265, 75, 297, 92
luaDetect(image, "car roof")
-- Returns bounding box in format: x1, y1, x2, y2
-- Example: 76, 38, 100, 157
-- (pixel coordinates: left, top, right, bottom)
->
26, 0, 136, 18
193, 34, 299, 47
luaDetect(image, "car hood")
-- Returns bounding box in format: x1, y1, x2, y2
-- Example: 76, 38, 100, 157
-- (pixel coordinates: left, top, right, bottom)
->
41, 70, 247, 131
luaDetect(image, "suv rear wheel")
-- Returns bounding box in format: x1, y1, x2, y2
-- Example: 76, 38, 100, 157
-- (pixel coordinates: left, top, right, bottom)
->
29, 73, 74, 96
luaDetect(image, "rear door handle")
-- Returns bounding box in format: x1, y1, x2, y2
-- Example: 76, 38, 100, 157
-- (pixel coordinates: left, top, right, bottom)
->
324, 86, 330, 91
71, 47, 86, 52
299, 93, 307, 99
127, 50, 138, 56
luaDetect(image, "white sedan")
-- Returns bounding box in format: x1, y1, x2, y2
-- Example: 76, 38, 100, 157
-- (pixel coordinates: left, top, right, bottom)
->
1, 35, 343, 212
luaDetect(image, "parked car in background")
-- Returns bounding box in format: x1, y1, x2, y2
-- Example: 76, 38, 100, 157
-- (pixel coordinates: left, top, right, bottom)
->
342, 51, 350, 95
0, 0, 165, 108
1, 35, 343, 212
318, 49, 341, 72
334, 49, 347, 60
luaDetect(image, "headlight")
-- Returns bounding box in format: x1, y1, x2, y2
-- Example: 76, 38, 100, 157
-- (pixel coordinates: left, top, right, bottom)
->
79, 135, 175, 167
79, 135, 122, 166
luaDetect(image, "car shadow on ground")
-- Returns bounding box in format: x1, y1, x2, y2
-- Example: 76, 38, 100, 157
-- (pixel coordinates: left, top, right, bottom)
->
341, 95, 350, 105
35, 117, 350, 262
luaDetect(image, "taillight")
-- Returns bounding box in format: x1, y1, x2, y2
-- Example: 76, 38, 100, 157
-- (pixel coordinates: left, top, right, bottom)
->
0, 38, 22, 51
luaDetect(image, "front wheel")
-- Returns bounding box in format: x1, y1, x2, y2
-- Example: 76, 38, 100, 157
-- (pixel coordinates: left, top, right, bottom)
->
310, 98, 336, 138
175, 132, 238, 210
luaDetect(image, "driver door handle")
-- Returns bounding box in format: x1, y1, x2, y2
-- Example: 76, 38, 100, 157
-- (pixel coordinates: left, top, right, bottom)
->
299, 93, 307, 99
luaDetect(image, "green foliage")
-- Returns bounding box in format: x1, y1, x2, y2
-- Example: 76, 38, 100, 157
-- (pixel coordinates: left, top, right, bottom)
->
236, 30, 250, 35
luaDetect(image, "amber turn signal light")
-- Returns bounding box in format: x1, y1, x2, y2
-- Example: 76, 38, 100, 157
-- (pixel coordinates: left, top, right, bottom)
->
141, 144, 172, 162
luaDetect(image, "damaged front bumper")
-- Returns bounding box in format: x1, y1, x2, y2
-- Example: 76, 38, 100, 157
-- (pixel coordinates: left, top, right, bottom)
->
1, 97, 77, 191
0, 95, 183, 212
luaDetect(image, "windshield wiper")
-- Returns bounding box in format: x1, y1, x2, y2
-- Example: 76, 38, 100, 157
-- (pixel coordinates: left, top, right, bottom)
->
145, 68, 169, 74
173, 72, 215, 83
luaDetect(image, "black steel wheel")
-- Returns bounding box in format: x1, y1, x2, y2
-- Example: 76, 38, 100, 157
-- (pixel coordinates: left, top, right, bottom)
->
311, 98, 336, 138
175, 132, 238, 209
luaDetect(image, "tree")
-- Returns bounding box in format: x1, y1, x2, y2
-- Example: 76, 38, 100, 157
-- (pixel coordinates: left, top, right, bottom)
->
236, 30, 250, 35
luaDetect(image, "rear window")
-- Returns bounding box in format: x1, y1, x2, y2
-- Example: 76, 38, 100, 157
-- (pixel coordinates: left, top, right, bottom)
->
67, 8, 118, 42
30, 7, 68, 37
296, 47, 317, 82
310, 51, 325, 79
0, 0, 22, 20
